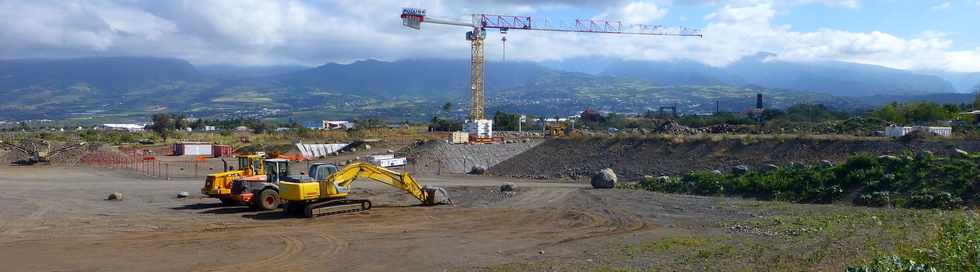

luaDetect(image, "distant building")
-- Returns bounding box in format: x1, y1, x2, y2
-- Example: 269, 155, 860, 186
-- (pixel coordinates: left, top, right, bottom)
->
101, 124, 145, 132
885, 126, 952, 138
204, 126, 217, 131
322, 120, 354, 130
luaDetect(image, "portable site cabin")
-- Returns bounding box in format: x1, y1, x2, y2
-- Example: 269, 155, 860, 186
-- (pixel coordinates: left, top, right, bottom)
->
173, 142, 213, 156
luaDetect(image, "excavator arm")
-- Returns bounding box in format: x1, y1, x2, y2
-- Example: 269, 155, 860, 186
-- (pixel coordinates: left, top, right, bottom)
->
332, 162, 431, 204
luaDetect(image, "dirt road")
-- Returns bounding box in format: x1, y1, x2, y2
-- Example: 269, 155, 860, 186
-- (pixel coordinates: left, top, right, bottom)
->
0, 165, 945, 271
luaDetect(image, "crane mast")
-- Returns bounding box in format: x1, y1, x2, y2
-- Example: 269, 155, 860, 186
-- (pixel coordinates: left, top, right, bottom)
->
401, 8, 701, 141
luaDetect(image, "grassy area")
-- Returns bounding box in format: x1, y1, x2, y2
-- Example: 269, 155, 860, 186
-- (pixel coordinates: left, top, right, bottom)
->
633, 152, 980, 209
480, 203, 961, 272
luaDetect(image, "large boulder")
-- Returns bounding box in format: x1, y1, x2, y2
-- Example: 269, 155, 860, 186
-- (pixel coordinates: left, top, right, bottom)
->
469, 166, 487, 175
106, 192, 123, 201
591, 168, 617, 189
500, 182, 516, 192
732, 165, 750, 175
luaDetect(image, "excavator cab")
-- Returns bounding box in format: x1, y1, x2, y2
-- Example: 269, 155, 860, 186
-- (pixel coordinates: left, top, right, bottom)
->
264, 159, 289, 183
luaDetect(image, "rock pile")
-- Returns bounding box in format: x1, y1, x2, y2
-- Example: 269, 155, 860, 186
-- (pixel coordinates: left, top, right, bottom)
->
656, 120, 702, 135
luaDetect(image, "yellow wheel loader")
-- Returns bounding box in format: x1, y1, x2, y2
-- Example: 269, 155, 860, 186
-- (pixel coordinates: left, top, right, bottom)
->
201, 155, 266, 205
279, 162, 451, 218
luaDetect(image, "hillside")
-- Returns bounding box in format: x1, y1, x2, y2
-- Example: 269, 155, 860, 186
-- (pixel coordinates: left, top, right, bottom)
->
550, 54, 957, 97
0, 56, 973, 122
275, 59, 553, 98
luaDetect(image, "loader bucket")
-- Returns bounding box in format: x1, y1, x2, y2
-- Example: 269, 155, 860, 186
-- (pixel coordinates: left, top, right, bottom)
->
423, 186, 452, 205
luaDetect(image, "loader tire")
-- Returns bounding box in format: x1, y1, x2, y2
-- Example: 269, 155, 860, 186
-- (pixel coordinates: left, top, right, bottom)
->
255, 189, 279, 211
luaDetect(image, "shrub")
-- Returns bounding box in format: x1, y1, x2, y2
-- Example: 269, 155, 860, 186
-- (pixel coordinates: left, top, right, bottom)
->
848, 214, 980, 271
637, 152, 980, 210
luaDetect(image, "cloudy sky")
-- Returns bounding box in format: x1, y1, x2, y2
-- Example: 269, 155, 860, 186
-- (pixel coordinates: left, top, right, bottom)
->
2, 0, 979, 72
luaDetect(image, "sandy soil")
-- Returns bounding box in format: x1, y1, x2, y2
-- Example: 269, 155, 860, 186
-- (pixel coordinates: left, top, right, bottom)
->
0, 164, 943, 271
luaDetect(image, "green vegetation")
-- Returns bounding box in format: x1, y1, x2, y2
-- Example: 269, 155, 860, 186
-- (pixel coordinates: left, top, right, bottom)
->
638, 152, 980, 209
848, 214, 980, 272
870, 102, 969, 125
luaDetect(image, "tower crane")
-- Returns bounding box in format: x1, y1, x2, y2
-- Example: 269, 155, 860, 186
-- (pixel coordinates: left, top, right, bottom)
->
401, 8, 701, 142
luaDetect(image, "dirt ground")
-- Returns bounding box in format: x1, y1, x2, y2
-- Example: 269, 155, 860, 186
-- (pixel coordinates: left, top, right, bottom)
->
0, 164, 952, 271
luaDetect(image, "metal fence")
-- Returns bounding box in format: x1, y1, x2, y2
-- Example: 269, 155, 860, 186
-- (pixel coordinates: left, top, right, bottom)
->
79, 150, 216, 180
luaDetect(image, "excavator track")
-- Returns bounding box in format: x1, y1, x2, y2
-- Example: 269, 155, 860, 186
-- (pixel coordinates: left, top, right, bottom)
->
291, 199, 372, 218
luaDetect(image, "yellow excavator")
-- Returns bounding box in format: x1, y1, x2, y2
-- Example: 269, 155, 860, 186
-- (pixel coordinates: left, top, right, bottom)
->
279, 162, 451, 218
201, 154, 266, 205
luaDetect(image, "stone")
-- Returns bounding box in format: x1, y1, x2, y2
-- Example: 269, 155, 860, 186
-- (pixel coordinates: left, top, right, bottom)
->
500, 182, 516, 192
364, 144, 371, 150
656, 176, 671, 183
710, 170, 724, 176
106, 192, 123, 201
878, 155, 899, 161
469, 166, 487, 175
821, 160, 834, 167
176, 192, 190, 198
387, 149, 394, 154
955, 148, 970, 157
591, 168, 617, 189
732, 165, 750, 175
762, 164, 779, 172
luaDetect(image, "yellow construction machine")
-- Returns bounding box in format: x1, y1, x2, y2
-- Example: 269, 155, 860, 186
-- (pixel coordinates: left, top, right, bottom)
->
546, 123, 568, 137
201, 154, 266, 205
279, 162, 451, 218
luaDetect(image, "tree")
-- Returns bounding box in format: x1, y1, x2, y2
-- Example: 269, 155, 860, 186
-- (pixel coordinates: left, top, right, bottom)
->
174, 113, 189, 130
442, 102, 452, 115
493, 111, 521, 131
974, 88, 980, 110
149, 113, 174, 141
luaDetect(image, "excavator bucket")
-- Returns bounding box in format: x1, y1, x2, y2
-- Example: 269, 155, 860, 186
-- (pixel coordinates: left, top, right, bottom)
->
423, 186, 452, 205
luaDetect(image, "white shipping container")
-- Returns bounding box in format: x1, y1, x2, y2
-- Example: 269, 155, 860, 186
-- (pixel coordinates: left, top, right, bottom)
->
371, 157, 407, 167
181, 144, 213, 156
369, 154, 395, 160
885, 126, 952, 138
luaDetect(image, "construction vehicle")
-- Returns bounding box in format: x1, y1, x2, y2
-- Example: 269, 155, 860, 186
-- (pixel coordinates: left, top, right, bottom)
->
228, 158, 294, 210
201, 154, 266, 205
546, 123, 568, 137
279, 162, 451, 218
0, 139, 86, 165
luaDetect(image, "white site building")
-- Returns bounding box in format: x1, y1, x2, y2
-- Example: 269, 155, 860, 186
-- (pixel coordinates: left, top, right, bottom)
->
885, 126, 952, 138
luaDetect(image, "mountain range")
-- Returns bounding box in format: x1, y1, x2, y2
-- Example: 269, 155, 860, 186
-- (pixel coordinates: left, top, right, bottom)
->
545, 53, 963, 96
0, 56, 976, 122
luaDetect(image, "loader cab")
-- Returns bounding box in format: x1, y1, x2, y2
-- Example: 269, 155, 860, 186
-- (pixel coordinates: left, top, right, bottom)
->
264, 159, 290, 183
237, 155, 265, 176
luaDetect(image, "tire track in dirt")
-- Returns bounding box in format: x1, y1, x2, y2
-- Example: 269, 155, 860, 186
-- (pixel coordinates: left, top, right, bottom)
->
196, 234, 304, 272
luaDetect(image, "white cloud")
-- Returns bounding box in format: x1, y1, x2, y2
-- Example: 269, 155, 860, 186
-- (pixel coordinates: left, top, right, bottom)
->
931, 1, 951, 10
0, 0, 978, 73
597, 2, 668, 24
